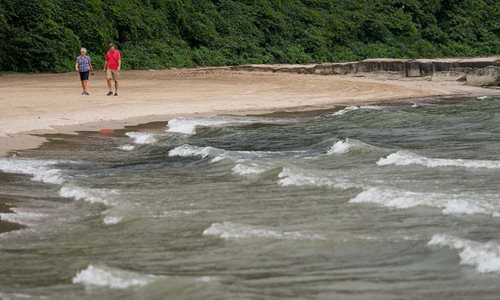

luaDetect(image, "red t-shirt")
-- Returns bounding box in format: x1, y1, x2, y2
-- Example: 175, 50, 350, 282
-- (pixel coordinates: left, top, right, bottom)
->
105, 50, 121, 70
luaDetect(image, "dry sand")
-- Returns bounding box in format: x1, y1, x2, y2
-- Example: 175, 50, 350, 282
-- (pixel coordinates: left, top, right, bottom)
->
1, 68, 499, 156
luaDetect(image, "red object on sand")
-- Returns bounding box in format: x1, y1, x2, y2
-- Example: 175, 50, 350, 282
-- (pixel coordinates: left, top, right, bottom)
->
100, 129, 114, 134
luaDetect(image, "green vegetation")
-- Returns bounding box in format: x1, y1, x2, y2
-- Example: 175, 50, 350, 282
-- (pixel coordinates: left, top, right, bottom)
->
0, 0, 499, 72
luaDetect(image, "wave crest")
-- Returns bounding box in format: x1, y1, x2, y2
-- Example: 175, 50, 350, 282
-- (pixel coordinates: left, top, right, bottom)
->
332, 105, 383, 116
232, 162, 270, 175
203, 222, 325, 240
166, 116, 292, 135
167, 117, 252, 135
168, 144, 225, 160
59, 185, 118, 205
428, 234, 500, 274
377, 151, 500, 169
72, 264, 160, 289
0, 158, 65, 184
326, 138, 376, 155
350, 188, 500, 217
278, 168, 352, 189
125, 132, 158, 145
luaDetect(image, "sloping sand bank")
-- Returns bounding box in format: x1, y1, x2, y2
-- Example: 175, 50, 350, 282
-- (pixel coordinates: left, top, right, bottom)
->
1, 68, 499, 155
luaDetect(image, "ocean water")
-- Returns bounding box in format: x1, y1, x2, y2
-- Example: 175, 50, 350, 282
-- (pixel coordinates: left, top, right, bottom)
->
1, 96, 500, 299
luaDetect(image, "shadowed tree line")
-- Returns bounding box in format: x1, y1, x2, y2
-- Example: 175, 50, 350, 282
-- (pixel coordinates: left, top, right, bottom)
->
0, 0, 499, 72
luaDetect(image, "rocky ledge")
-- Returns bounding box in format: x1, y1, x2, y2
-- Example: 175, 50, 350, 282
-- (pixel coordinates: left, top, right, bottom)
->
231, 56, 500, 87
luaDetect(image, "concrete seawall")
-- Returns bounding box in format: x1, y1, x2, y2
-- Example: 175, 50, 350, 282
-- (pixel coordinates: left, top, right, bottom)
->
231, 57, 500, 86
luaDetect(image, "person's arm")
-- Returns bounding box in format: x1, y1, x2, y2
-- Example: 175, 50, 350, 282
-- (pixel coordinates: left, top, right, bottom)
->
104, 53, 108, 72
75, 62, 79, 72
117, 51, 121, 71
89, 58, 95, 75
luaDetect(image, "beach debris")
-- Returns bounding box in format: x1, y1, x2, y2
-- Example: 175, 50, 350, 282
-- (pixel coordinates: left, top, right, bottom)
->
100, 129, 114, 134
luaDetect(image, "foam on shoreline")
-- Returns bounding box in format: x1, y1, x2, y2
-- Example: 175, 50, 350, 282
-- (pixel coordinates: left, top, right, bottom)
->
0, 158, 66, 184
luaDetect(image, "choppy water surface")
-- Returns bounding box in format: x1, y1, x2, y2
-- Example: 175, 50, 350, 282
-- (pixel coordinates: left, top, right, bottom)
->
1, 96, 500, 299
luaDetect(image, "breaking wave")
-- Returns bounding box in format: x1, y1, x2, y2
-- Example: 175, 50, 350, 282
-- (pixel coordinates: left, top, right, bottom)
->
72, 264, 160, 289
428, 234, 500, 274
168, 144, 296, 164
277, 167, 354, 189
166, 117, 255, 135
59, 185, 118, 205
350, 188, 500, 217
125, 132, 159, 145
166, 116, 292, 135
232, 161, 271, 175
332, 105, 383, 116
0, 158, 65, 184
168, 144, 225, 159
326, 138, 376, 155
202, 222, 325, 240
377, 151, 500, 169
0, 207, 48, 227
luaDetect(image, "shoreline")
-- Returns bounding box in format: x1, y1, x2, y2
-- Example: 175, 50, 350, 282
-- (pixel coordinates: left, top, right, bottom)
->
1, 68, 499, 156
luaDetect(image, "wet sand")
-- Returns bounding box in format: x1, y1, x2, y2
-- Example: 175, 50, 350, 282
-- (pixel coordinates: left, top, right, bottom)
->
1, 68, 499, 156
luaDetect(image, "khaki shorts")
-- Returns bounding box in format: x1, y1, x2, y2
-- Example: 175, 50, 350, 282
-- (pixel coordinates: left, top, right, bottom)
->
106, 69, 120, 81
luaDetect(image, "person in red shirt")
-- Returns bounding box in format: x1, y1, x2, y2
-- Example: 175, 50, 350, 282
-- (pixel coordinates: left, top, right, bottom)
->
104, 43, 121, 96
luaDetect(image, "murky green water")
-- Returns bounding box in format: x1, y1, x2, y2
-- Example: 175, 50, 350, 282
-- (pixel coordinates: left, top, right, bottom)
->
1, 96, 500, 299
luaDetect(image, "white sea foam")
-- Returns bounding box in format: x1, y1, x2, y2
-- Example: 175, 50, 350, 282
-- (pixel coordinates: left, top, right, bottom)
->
72, 265, 160, 289
332, 106, 360, 115
232, 162, 269, 175
350, 188, 500, 217
168, 144, 220, 159
168, 144, 283, 163
125, 132, 158, 145
203, 222, 325, 240
59, 185, 117, 205
0, 208, 47, 226
166, 116, 293, 135
326, 138, 376, 155
327, 140, 352, 154
0, 158, 65, 184
477, 96, 490, 100
428, 234, 500, 274
377, 150, 500, 169
351, 188, 444, 209
277, 168, 352, 189
166, 117, 252, 135
103, 215, 123, 225
118, 144, 135, 151
332, 105, 382, 116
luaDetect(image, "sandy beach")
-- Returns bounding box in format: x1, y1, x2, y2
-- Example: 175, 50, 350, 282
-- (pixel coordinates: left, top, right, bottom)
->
1, 68, 499, 156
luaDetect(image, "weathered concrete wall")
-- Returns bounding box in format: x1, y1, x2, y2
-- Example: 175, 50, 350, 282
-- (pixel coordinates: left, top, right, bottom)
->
231, 57, 500, 85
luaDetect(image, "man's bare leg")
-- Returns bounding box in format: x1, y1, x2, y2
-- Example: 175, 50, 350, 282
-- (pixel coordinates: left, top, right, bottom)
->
114, 80, 119, 95
81, 81, 85, 93
107, 79, 113, 93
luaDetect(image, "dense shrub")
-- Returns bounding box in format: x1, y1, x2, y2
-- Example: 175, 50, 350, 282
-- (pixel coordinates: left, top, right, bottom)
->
0, 0, 498, 72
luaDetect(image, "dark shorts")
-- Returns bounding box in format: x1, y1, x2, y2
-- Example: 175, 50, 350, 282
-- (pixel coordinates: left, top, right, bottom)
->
79, 71, 90, 81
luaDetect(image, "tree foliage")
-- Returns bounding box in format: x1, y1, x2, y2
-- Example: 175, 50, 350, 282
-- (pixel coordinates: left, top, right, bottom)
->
0, 0, 498, 72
